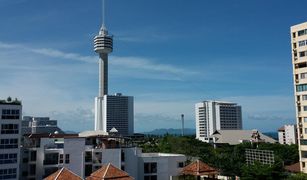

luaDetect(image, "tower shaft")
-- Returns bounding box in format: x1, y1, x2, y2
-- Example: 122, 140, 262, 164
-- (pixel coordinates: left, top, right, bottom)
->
99, 53, 108, 96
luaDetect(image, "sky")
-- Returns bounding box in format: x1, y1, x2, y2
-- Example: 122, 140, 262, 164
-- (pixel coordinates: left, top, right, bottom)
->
0, 0, 306, 132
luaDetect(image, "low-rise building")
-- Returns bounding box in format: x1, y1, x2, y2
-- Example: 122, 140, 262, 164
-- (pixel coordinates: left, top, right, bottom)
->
208, 129, 277, 145
20, 131, 186, 180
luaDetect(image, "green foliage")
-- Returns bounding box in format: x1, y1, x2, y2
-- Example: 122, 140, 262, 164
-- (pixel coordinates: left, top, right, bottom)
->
136, 135, 299, 179
287, 173, 307, 180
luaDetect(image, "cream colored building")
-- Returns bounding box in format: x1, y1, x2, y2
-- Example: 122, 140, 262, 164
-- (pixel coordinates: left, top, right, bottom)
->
291, 22, 307, 173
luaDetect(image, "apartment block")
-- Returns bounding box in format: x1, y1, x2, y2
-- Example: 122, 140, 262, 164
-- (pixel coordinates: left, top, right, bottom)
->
195, 100, 242, 142
0, 98, 22, 180
291, 21, 307, 173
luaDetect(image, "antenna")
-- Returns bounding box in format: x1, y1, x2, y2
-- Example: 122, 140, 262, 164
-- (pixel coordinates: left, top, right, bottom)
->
101, 0, 106, 29
181, 114, 184, 136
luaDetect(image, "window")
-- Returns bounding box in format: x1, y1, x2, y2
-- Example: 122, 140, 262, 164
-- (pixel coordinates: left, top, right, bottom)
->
1, 124, 18, 134
296, 84, 307, 92
302, 73, 307, 79
303, 95, 307, 101
1, 109, 20, 120
302, 151, 307, 158
0, 139, 18, 149
301, 139, 307, 145
305, 128, 307, 134
43, 153, 58, 165
304, 106, 307, 111
293, 32, 296, 38
144, 175, 157, 180
304, 117, 307, 123
30, 151, 36, 161
59, 154, 63, 164
144, 162, 157, 174
298, 29, 307, 36
85, 152, 92, 163
0, 154, 17, 164
178, 162, 185, 168
29, 164, 36, 175
85, 165, 92, 177
121, 150, 125, 162
0, 168, 17, 179
299, 40, 307, 47
300, 51, 307, 57
303, 162, 306, 168
65, 154, 70, 164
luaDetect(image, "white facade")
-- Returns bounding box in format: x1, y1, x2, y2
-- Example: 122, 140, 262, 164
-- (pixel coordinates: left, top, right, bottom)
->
278, 125, 297, 145
95, 93, 134, 136
291, 22, 307, 173
195, 100, 242, 142
20, 134, 186, 180
0, 99, 22, 180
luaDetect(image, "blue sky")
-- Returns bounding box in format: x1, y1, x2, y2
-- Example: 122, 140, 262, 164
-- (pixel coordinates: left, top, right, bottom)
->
0, 0, 306, 132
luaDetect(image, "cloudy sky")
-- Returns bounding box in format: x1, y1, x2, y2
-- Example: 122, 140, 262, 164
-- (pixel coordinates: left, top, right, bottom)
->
0, 0, 306, 132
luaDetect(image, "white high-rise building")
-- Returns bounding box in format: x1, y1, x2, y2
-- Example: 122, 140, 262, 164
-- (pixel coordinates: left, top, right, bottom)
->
0, 98, 22, 180
93, 2, 134, 136
291, 22, 307, 173
278, 125, 297, 145
195, 100, 242, 142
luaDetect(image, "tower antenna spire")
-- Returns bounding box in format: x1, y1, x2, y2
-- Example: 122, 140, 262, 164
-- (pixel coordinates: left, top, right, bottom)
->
101, 0, 106, 30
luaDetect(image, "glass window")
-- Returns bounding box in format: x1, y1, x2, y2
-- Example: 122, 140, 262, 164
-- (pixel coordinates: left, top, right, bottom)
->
144, 175, 157, 180
303, 95, 307, 101
144, 162, 157, 174
304, 106, 307, 111
296, 84, 307, 92
65, 154, 70, 164
299, 40, 306, 47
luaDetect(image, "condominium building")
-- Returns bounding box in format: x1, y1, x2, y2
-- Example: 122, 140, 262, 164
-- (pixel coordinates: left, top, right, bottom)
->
20, 131, 186, 180
22, 116, 64, 134
278, 125, 297, 145
291, 22, 307, 173
0, 98, 22, 180
195, 100, 242, 142
95, 93, 134, 136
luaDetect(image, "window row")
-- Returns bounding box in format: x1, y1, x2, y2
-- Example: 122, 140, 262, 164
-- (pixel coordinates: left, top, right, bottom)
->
1, 109, 20, 120
0, 168, 16, 180
0, 139, 18, 149
300, 51, 307, 58
0, 154, 17, 164
296, 84, 307, 92
298, 29, 307, 37
1, 124, 18, 134
299, 40, 307, 47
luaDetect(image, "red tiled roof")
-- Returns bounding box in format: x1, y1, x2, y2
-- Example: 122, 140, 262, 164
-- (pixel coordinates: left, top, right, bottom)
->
181, 160, 219, 176
285, 162, 300, 173
44, 167, 83, 180
86, 163, 134, 180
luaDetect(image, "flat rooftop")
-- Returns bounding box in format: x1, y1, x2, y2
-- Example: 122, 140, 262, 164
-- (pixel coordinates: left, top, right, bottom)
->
0, 98, 21, 105
141, 153, 185, 157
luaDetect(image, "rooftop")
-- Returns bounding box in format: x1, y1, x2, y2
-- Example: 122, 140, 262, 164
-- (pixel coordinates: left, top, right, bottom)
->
86, 163, 134, 180
0, 97, 21, 105
141, 153, 185, 157
44, 167, 82, 180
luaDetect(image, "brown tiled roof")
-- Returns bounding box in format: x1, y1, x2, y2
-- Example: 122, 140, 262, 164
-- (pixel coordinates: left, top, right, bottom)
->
44, 167, 83, 180
86, 163, 134, 180
285, 162, 300, 173
181, 160, 219, 176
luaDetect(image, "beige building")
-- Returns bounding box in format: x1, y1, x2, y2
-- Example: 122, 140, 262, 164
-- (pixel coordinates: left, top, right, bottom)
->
291, 22, 307, 173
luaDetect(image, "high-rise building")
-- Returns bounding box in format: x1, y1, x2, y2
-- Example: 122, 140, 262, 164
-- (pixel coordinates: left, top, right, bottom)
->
291, 22, 307, 173
0, 98, 22, 180
93, 2, 134, 136
278, 125, 297, 145
195, 100, 242, 142
96, 93, 134, 136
